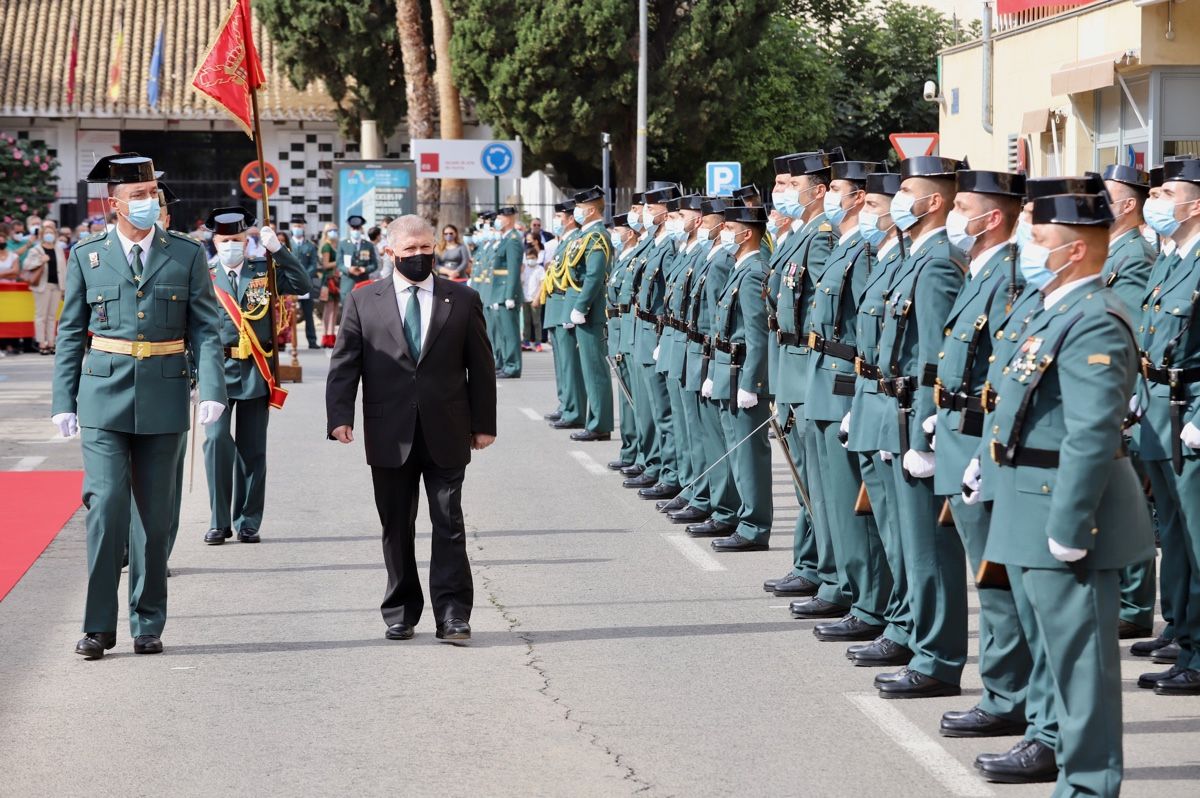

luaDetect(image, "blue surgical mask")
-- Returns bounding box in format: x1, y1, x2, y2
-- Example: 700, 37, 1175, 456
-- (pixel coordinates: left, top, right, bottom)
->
665, 217, 685, 242
890, 192, 931, 232
612, 234, 625, 256
772, 190, 799, 219
551, 217, 564, 237
823, 190, 848, 226
767, 219, 779, 237
628, 208, 643, 233
350, 229, 362, 242
327, 230, 338, 240
1014, 218, 1032, 250
120, 197, 160, 231
858, 211, 888, 248
573, 207, 587, 225
1144, 197, 1184, 238
1018, 241, 1072, 290
493, 218, 504, 232
945, 209, 987, 253
644, 210, 661, 238
718, 229, 739, 253
291, 227, 305, 240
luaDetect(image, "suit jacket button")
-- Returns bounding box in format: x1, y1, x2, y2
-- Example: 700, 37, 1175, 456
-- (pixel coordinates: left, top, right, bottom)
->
137, 334, 145, 340
137, 311, 145, 319
137, 290, 144, 297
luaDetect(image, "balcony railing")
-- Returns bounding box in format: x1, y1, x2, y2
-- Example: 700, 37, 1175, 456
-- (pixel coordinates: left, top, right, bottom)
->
994, 1, 1104, 33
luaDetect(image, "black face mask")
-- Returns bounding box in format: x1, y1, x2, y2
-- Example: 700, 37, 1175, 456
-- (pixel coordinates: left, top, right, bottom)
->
396, 253, 434, 282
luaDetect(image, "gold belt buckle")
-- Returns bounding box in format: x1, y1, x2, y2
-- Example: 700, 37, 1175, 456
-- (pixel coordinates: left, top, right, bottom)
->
932, 378, 943, 407
807, 331, 818, 349
854, 356, 863, 375
980, 382, 993, 410
989, 439, 1001, 464
132, 341, 152, 360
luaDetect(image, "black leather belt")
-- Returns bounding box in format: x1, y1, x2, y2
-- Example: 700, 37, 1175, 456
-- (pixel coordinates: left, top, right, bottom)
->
1141, 359, 1200, 386
879, 376, 916, 399
991, 439, 1128, 468
619, 303, 631, 313
933, 379, 986, 412
635, 309, 657, 323
687, 330, 706, 344
807, 332, 856, 362
854, 357, 882, 380
920, 363, 939, 388
777, 331, 800, 346
713, 339, 745, 362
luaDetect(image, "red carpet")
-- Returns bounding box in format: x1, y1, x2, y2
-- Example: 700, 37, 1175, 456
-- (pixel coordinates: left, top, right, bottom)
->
0, 471, 83, 602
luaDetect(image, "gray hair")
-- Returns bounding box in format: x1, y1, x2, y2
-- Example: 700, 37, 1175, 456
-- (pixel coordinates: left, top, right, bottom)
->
386, 214, 435, 249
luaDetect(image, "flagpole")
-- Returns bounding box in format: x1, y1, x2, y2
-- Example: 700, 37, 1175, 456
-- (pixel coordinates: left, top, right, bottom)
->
248, 83, 279, 383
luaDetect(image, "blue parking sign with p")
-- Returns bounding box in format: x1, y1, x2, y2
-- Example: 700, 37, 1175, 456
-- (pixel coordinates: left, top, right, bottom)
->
706, 162, 741, 197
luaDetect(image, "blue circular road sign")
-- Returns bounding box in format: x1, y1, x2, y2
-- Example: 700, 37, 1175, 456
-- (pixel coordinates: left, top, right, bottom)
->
481, 142, 514, 176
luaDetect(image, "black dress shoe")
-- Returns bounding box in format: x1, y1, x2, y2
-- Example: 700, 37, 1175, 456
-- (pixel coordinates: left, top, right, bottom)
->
774, 573, 818, 597
855, 638, 914, 668
1154, 667, 1200, 695
133, 635, 163, 655
623, 473, 657, 489
711, 533, 768, 552
790, 597, 848, 619
1137, 664, 1184, 689
763, 574, 787, 593
668, 506, 708, 524
620, 464, 645, 477
74, 632, 117, 660
1118, 620, 1154, 639
205, 527, 233, 545
874, 667, 909, 686
552, 419, 583, 430
814, 615, 884, 642
436, 618, 471, 643
1151, 640, 1181, 663
544, 411, 563, 421
1131, 633, 1172, 657
846, 637, 881, 660
877, 669, 960, 699
656, 496, 687, 513
237, 528, 261, 543
385, 623, 415, 640
686, 519, 736, 538
977, 740, 1057, 783
607, 460, 633, 471
571, 429, 611, 441
639, 483, 681, 500
939, 706, 1026, 738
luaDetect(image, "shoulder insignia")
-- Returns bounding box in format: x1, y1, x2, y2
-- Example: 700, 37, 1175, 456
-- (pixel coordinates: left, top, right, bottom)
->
819, 223, 832, 233
88, 251, 100, 268
1087, 354, 1111, 366
167, 230, 203, 248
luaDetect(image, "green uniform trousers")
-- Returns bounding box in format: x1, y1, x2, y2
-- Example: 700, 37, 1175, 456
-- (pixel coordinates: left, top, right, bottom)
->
804, 419, 852, 610
497, 306, 522, 376
640, 363, 678, 487
665, 376, 695, 496
862, 454, 911, 647
81, 426, 185, 637
809, 419, 888, 624
1145, 458, 1200, 666
699, 395, 739, 524
574, 319, 613, 434
784, 408, 818, 582
1022, 567, 1123, 798
632, 360, 661, 480
1120, 455, 1158, 630
678, 387, 710, 512
204, 395, 270, 532
487, 306, 502, 371
949, 497, 1031, 722
1006, 563, 1060, 750
554, 325, 585, 426
891, 467, 967, 685
718, 400, 772, 543
617, 357, 638, 464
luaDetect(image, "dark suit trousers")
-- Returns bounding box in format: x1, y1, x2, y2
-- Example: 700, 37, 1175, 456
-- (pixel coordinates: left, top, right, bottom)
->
371, 423, 473, 626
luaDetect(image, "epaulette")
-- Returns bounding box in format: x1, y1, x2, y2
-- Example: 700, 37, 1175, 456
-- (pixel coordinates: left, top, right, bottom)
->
167, 229, 203, 249
75, 232, 108, 249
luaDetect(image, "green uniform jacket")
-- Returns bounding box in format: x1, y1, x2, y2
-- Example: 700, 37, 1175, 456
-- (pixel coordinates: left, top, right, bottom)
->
293, 239, 320, 292
52, 228, 226, 434
616, 234, 655, 354
337, 239, 379, 298
1103, 228, 1155, 318
848, 239, 905, 453
633, 235, 677, 366
804, 230, 870, 422
684, 245, 733, 392
544, 229, 580, 328
211, 247, 311, 401
932, 245, 1019, 495
712, 252, 770, 401
496, 230, 524, 304
568, 222, 612, 321
607, 248, 635, 356
660, 241, 697, 378
875, 229, 967, 453
985, 282, 1154, 569
773, 215, 835, 404
474, 241, 493, 306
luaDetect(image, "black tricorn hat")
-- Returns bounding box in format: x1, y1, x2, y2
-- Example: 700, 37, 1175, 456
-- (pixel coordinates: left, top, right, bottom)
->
1163, 158, 1200, 185
679, 194, 705, 212
824, 146, 847, 163
86, 153, 161, 184
644, 185, 681, 205
205, 206, 255, 235
664, 197, 682, 212
611, 213, 629, 227
478, 210, 496, 221
732, 184, 761, 201
1149, 166, 1164, 189
156, 180, 179, 206
1025, 174, 1105, 201
496, 206, 518, 216
1102, 164, 1150, 192
723, 205, 769, 225
955, 170, 1026, 198
701, 196, 730, 216
347, 214, 366, 227
866, 173, 902, 196
647, 180, 678, 193
1031, 193, 1114, 227
573, 185, 605, 203
832, 161, 879, 183
290, 213, 308, 225
899, 156, 965, 180
788, 152, 830, 177
774, 152, 808, 175
553, 200, 575, 213
631, 192, 645, 205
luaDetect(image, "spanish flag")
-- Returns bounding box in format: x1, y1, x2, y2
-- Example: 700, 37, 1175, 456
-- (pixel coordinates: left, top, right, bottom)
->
107, 25, 124, 101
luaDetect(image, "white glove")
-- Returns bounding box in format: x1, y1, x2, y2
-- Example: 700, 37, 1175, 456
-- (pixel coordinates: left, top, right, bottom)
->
260, 225, 282, 253
921, 415, 937, 451
1128, 394, 1142, 417
562, 322, 575, 330
701, 378, 714, 399
653, 345, 660, 362
880, 450, 893, 462
505, 299, 516, 310
1048, 537, 1087, 562
570, 308, 586, 325
51, 412, 78, 438
839, 412, 851, 448
736, 389, 759, 409
961, 458, 982, 506
1182, 421, 1200, 450
902, 448, 936, 479
197, 401, 226, 426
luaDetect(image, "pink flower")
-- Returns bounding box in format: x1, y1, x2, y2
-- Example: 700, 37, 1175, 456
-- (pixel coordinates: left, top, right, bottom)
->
23, 160, 29, 167
11, 148, 20, 158
39, 163, 47, 171
19, 203, 27, 211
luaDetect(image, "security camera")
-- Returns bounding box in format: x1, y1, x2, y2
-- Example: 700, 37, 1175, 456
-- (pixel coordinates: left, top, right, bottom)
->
923, 80, 938, 101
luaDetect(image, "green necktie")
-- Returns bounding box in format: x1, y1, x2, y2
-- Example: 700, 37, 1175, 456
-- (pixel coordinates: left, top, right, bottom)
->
404, 285, 421, 359
130, 243, 143, 278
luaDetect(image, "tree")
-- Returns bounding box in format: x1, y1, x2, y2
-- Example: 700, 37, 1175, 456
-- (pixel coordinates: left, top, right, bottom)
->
395, 0, 439, 220
430, 0, 467, 229
0, 134, 60, 223
257, 0, 408, 139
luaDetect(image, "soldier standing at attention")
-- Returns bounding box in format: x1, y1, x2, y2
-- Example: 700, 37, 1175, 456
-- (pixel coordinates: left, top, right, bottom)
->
337, 214, 378, 309
543, 201, 583, 426
202, 208, 311, 546
605, 214, 640, 470
52, 154, 226, 659
493, 206, 524, 379
289, 215, 322, 350
564, 187, 614, 441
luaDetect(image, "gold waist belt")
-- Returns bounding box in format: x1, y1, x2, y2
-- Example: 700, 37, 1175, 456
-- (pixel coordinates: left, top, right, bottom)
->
91, 336, 185, 360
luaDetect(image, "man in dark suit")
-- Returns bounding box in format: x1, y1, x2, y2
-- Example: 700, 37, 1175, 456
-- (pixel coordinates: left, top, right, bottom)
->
326, 215, 497, 643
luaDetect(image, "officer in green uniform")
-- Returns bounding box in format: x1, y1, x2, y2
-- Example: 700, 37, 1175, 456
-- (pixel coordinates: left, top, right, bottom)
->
873, 156, 968, 698
202, 207, 311, 545
564, 187, 614, 440
1100, 164, 1159, 640
733, 183, 774, 257
845, 172, 914, 667
804, 160, 891, 644
336, 213, 378, 307
928, 169, 1032, 738
544, 202, 585, 427
289, 214, 321, 349
618, 193, 663, 485
1135, 157, 1200, 694
702, 204, 772, 551
981, 190, 1154, 794
683, 198, 743, 536
473, 213, 499, 371
493, 206, 524, 378
606, 214, 639, 469
53, 154, 226, 659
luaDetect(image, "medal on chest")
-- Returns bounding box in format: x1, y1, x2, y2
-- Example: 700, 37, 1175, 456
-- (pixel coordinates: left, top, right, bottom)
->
1010, 336, 1044, 376
784, 262, 799, 290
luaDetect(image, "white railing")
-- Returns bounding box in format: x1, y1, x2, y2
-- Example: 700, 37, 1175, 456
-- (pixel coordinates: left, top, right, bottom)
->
994, 2, 1100, 32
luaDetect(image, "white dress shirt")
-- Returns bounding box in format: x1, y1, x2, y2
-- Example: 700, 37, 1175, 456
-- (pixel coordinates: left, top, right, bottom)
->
394, 270, 434, 350
911, 225, 947, 256
968, 241, 1009, 279
1043, 275, 1101, 310
115, 226, 153, 272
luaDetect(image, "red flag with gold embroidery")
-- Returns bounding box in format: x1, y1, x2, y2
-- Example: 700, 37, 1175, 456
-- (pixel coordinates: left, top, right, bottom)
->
191, 0, 266, 137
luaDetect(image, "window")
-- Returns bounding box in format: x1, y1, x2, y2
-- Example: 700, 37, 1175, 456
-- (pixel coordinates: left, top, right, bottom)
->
1092, 74, 1149, 170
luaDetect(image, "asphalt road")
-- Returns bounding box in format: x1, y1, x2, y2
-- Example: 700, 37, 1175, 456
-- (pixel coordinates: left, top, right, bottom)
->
1, 344, 1197, 797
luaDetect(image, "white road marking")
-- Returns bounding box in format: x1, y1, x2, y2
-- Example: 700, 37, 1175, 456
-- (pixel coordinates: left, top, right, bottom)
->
662, 534, 727, 572
8, 456, 45, 471
519, 407, 541, 421
845, 692, 994, 797
569, 450, 607, 476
